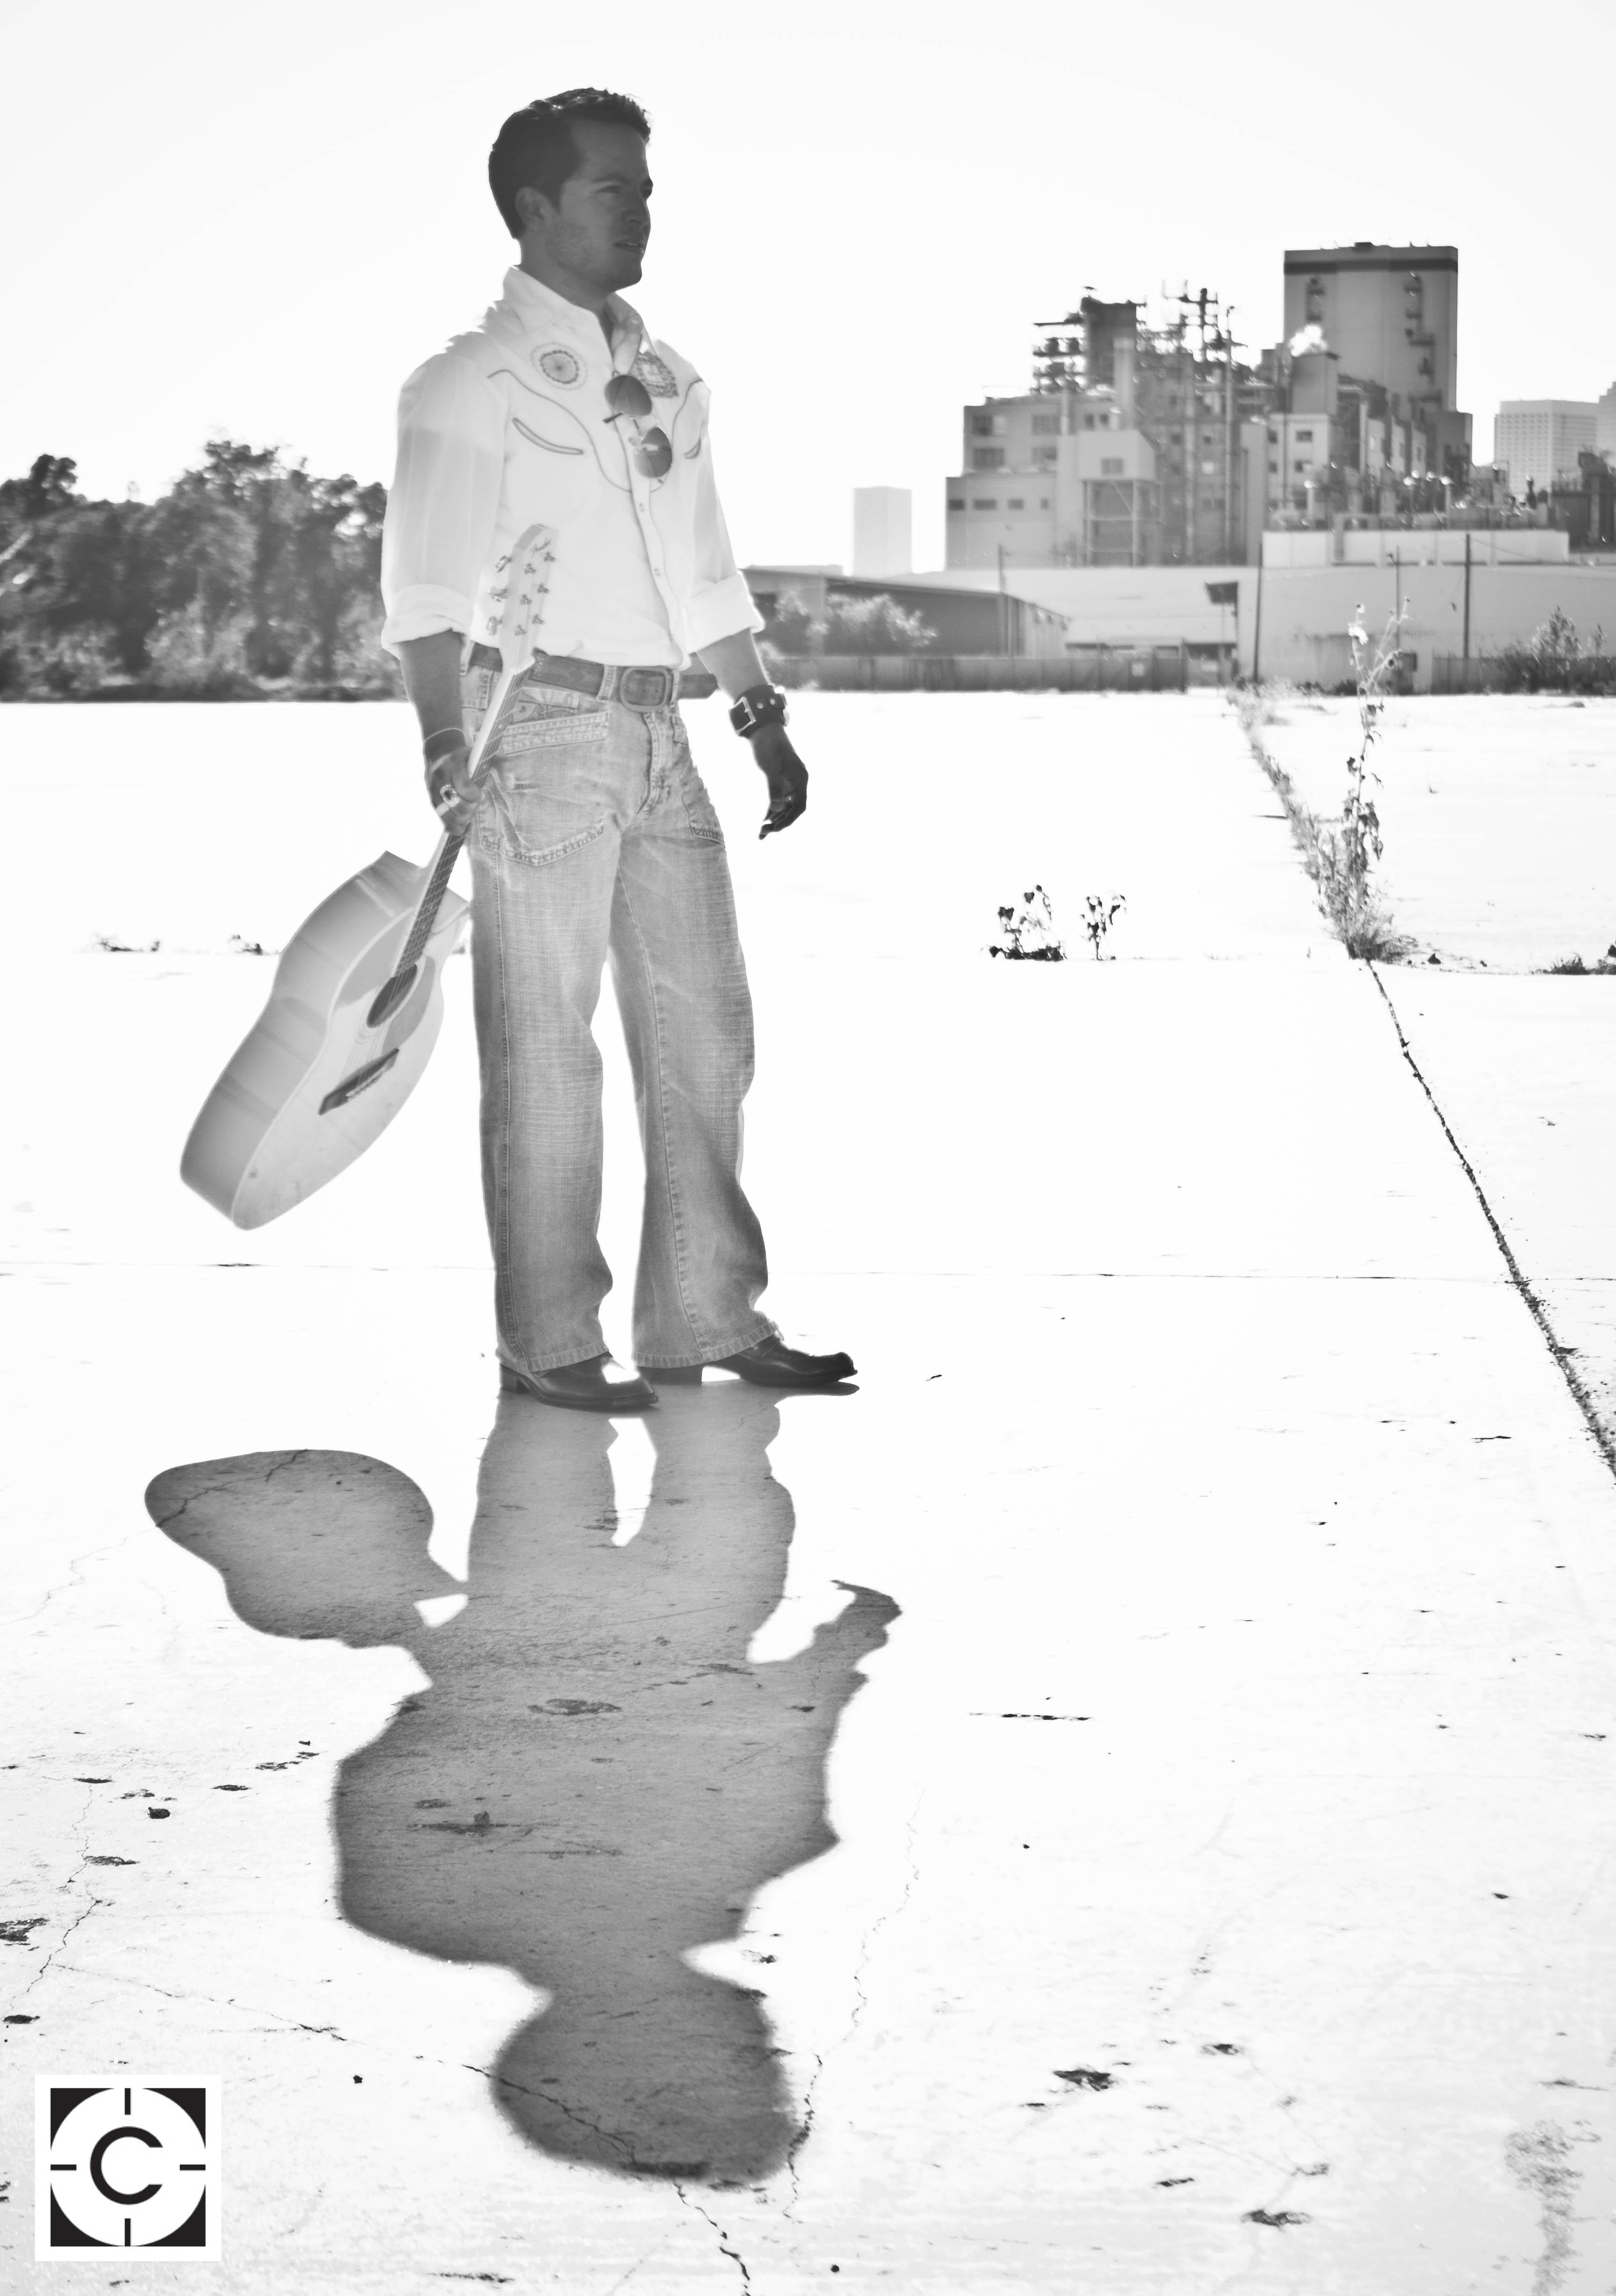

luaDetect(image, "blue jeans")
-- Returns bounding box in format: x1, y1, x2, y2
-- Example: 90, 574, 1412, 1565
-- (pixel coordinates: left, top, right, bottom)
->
464, 660, 778, 1374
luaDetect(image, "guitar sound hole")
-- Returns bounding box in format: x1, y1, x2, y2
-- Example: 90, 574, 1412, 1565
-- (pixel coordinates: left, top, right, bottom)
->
366, 964, 418, 1029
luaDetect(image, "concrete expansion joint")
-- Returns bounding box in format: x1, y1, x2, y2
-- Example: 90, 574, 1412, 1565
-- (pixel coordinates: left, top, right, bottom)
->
1371, 966, 1616, 1484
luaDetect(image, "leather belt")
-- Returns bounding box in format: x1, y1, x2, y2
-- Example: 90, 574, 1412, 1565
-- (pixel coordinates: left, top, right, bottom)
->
468, 643, 717, 709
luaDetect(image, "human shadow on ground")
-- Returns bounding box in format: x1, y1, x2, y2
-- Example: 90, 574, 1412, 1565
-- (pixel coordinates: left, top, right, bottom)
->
144, 1383, 897, 2184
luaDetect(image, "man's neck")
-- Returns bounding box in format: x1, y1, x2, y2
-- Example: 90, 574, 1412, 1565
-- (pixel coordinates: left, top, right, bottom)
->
517, 252, 614, 338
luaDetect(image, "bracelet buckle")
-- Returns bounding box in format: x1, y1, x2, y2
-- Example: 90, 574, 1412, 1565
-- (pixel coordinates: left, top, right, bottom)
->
729, 684, 788, 739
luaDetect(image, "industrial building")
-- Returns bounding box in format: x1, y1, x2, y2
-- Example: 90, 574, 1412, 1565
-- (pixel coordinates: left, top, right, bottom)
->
946, 294, 1268, 572
1281, 244, 1470, 485
946, 248, 1478, 573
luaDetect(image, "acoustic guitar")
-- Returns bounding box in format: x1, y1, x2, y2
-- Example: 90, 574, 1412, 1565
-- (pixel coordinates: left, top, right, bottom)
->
180, 525, 555, 1229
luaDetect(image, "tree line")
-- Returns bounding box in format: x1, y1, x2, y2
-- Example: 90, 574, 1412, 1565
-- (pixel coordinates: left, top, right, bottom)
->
0, 443, 941, 701
0, 445, 399, 699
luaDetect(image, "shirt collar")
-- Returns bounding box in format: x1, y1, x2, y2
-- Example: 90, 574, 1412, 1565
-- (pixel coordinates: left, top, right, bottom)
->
499, 265, 648, 370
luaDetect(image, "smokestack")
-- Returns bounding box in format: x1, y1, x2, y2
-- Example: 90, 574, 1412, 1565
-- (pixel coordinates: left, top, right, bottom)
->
1113, 338, 1136, 426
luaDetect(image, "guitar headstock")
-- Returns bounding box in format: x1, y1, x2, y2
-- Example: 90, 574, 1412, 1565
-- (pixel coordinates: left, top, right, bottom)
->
489, 522, 557, 672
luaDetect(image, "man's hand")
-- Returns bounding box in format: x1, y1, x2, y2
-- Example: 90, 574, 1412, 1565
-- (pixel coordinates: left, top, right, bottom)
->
751, 721, 808, 838
424, 737, 479, 836
399, 631, 477, 835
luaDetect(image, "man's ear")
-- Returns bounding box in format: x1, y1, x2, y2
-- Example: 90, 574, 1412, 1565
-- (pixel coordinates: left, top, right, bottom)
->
513, 183, 554, 236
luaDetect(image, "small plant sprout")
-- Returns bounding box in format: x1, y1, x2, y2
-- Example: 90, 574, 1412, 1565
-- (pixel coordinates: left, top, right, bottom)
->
988, 885, 1067, 961
1081, 894, 1127, 960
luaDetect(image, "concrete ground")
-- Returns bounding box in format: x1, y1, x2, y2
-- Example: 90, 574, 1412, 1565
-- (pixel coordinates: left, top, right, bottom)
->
1254, 691, 1616, 973
1257, 690, 1616, 1462
2, 693, 1613, 2292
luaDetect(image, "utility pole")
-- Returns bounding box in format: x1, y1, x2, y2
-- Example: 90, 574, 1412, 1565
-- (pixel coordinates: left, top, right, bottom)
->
1251, 555, 1264, 682
1223, 306, 1238, 565
1462, 529, 1472, 663
997, 542, 1009, 655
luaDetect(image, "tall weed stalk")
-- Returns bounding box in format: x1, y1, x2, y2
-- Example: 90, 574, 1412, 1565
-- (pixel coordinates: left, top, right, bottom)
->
1233, 612, 1409, 961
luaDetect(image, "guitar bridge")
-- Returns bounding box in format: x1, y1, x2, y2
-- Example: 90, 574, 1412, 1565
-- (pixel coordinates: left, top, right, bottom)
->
319, 1048, 400, 1114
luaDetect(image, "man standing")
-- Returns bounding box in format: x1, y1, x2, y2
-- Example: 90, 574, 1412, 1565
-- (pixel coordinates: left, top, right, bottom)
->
381, 88, 852, 1412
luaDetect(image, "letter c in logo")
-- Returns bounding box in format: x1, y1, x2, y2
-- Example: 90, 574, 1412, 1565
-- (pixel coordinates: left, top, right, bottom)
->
89, 2126, 161, 2207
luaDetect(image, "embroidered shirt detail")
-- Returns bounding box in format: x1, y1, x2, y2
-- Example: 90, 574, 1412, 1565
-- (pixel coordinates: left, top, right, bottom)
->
534, 344, 584, 387
513, 416, 585, 455
632, 348, 679, 398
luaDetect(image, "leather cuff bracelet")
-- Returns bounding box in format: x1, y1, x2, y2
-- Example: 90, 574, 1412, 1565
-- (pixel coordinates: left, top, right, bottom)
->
729, 683, 788, 739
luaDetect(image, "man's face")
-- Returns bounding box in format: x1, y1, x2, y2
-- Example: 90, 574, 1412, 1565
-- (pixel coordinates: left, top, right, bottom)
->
523, 121, 652, 295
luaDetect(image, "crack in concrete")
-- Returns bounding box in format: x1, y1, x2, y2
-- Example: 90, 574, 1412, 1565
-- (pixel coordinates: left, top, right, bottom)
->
1373, 968, 1616, 1483
600, 2249, 661, 2296
781, 2047, 823, 2217
12, 1529, 141, 1629
18, 1784, 110, 2003
779, 1793, 923, 2224
670, 2182, 751, 2288
475, 2062, 641, 2175
21, 1890, 105, 2003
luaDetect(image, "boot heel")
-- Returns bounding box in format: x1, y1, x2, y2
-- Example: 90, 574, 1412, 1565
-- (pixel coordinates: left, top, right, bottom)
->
499, 1364, 531, 1395
647, 1362, 704, 1384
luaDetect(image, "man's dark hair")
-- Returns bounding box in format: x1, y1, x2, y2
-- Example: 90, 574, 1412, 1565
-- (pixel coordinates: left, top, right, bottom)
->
488, 89, 651, 239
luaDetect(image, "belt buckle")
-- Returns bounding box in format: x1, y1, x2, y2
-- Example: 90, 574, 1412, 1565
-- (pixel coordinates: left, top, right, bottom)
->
620, 666, 673, 710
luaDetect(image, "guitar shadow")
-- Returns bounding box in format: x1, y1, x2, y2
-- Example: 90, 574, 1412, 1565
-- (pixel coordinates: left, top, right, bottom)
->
144, 1384, 897, 2185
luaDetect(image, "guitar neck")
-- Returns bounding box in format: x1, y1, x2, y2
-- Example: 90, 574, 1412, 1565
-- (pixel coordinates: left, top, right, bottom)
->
395, 657, 531, 970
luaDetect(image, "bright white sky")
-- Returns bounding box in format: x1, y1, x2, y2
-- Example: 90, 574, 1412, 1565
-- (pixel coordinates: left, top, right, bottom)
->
4, 0, 1613, 572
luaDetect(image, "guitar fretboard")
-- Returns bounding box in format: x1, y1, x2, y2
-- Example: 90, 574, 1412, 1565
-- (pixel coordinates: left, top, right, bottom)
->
383, 527, 555, 992
393, 661, 534, 972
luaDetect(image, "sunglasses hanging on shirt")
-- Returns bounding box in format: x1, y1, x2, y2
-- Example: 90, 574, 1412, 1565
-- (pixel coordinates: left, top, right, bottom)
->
604, 372, 673, 478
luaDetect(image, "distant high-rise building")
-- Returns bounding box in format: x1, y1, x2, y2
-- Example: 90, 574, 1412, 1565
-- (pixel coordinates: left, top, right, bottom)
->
1494, 400, 1600, 492
1598, 381, 1616, 460
851, 487, 913, 578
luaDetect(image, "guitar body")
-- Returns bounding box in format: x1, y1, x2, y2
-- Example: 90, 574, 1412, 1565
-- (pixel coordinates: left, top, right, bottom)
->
181, 852, 468, 1229
179, 520, 555, 1231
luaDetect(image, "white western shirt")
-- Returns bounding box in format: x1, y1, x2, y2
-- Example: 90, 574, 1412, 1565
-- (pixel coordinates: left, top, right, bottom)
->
379, 266, 762, 669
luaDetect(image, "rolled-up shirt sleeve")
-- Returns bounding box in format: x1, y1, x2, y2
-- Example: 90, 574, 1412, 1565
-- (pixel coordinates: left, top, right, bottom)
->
679, 392, 765, 656
379, 351, 505, 654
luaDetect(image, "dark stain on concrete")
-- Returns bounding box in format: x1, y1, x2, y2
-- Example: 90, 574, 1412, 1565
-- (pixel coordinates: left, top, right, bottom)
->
1506, 2121, 1580, 2295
